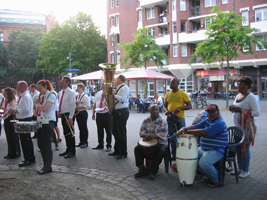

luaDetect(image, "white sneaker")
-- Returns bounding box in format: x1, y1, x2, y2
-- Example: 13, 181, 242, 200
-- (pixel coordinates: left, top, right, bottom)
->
239, 171, 250, 178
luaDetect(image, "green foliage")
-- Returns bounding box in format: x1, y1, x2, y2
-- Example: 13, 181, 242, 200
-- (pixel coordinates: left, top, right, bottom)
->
119, 28, 168, 69
0, 42, 9, 79
8, 26, 45, 81
37, 12, 107, 76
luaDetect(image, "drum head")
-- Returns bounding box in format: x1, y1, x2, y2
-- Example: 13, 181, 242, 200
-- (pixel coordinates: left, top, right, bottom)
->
139, 138, 157, 146
179, 134, 196, 138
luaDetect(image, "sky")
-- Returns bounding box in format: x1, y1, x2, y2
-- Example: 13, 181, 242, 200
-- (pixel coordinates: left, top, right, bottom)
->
1, 0, 107, 36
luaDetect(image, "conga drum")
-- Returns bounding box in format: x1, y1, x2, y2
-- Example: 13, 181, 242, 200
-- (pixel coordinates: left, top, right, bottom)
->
138, 139, 159, 171
176, 134, 198, 186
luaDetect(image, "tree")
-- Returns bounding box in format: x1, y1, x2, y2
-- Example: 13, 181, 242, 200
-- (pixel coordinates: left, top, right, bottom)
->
37, 12, 107, 76
189, 6, 267, 108
119, 28, 168, 94
0, 41, 9, 79
120, 28, 168, 69
8, 26, 45, 82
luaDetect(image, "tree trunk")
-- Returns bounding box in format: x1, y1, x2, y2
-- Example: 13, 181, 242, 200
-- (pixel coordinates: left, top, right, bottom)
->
144, 60, 147, 95
225, 60, 230, 108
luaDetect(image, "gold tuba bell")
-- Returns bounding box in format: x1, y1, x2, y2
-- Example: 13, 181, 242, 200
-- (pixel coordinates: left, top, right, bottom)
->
99, 63, 117, 114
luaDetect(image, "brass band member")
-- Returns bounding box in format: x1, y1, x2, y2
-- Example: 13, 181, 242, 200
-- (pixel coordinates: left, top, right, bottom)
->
30, 84, 39, 139
35, 80, 57, 175
75, 83, 90, 148
1, 87, 20, 159
9, 81, 35, 167
109, 75, 131, 159
57, 76, 76, 158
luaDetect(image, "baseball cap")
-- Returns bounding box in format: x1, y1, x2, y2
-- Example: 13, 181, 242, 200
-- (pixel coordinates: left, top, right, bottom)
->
205, 104, 219, 111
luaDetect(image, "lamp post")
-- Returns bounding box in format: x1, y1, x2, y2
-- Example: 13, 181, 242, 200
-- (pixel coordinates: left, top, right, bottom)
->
112, 33, 117, 63
67, 51, 73, 69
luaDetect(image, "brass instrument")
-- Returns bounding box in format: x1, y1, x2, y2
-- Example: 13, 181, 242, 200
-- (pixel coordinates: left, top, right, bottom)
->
99, 63, 117, 114
75, 101, 80, 116
0, 104, 16, 121
64, 114, 75, 137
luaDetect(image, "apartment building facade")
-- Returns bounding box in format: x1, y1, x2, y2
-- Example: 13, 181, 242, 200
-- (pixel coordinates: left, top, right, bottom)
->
0, 9, 56, 89
107, 0, 267, 99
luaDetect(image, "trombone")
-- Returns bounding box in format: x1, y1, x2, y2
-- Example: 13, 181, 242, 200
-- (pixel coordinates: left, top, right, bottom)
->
64, 114, 75, 137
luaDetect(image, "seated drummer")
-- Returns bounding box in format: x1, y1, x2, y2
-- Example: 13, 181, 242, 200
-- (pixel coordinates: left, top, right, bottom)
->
176, 104, 228, 188
134, 104, 168, 180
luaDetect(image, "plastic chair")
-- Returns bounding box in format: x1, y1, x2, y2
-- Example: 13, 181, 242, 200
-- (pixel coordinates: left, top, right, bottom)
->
226, 126, 247, 183
164, 121, 178, 173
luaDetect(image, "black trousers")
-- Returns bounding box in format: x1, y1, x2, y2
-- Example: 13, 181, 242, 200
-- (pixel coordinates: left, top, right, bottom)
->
96, 112, 112, 148
61, 113, 75, 154
112, 108, 129, 155
17, 117, 35, 162
4, 115, 21, 157
135, 143, 166, 173
37, 121, 55, 169
76, 110, 88, 145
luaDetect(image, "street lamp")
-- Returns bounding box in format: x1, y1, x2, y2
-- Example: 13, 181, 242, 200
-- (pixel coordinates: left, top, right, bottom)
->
112, 33, 117, 63
67, 51, 73, 69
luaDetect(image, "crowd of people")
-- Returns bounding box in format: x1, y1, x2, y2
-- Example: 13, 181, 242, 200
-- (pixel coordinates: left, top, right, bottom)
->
0, 76, 259, 188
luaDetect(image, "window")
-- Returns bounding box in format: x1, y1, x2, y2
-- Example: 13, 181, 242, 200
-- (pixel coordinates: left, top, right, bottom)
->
172, 0, 176, 11
111, 17, 114, 27
111, 35, 115, 46
0, 79, 5, 84
181, 44, 187, 57
18, 77, 23, 81
9, 77, 13, 83
222, 0, 228, 4
205, 18, 210, 29
116, 34, 120, 44
173, 22, 177, 33
255, 8, 267, 22
180, 0, 186, 11
173, 44, 178, 57
242, 11, 249, 26
27, 77, 32, 83
0, 33, 3, 41
115, 15, 119, 26
115, 0, 119, 7
148, 28, 155, 36
181, 20, 187, 32
242, 46, 249, 52
117, 52, 120, 63
147, 8, 155, 19
138, 10, 142, 22
205, 0, 216, 7
111, 0, 114, 9
256, 35, 267, 51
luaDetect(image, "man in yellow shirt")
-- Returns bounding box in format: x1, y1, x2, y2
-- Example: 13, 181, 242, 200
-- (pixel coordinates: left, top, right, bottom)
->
164, 78, 192, 160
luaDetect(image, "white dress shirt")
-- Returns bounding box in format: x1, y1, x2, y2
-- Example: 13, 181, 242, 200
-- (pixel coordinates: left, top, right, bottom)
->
58, 87, 76, 119
40, 90, 57, 121
114, 83, 130, 110
94, 90, 108, 114
76, 92, 90, 111
16, 91, 33, 119
32, 90, 40, 109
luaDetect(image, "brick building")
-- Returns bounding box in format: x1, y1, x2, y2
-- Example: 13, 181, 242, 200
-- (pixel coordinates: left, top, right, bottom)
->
0, 9, 57, 89
107, 0, 267, 99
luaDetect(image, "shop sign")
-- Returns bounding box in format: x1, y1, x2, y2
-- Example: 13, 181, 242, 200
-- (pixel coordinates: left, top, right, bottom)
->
209, 76, 225, 81
197, 69, 237, 76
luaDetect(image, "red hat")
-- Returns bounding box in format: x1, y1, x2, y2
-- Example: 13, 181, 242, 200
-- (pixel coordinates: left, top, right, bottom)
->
205, 104, 219, 111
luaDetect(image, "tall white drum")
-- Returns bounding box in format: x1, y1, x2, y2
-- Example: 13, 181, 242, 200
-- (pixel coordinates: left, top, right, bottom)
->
176, 134, 198, 186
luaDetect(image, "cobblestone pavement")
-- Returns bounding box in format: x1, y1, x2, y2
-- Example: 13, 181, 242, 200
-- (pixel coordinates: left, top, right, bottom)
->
0, 99, 267, 199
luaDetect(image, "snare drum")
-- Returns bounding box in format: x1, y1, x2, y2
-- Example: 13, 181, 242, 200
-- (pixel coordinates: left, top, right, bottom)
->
176, 134, 198, 186
14, 121, 38, 134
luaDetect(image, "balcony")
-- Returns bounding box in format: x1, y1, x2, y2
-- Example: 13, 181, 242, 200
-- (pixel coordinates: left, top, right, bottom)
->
110, 26, 120, 35
250, 20, 267, 34
139, 0, 168, 8
178, 29, 207, 44
190, 6, 201, 17
155, 34, 170, 48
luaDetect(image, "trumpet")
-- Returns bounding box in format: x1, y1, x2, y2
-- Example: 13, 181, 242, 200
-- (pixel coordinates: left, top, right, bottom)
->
75, 101, 81, 115
64, 114, 75, 137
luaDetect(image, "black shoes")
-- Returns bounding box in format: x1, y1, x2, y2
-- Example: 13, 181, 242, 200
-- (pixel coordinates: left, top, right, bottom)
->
134, 165, 147, 177
59, 151, 69, 156
148, 171, 156, 180
80, 144, 88, 148
75, 143, 82, 147
106, 147, 111, 152
64, 152, 75, 158
108, 151, 120, 156
38, 167, 52, 175
92, 145, 104, 150
116, 154, 127, 159
4, 155, 20, 159
18, 160, 35, 167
